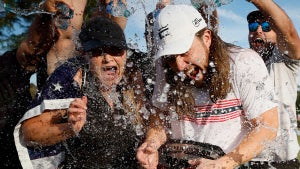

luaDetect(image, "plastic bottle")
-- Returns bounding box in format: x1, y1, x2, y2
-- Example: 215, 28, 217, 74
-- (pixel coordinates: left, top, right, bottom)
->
106, 0, 131, 18
54, 2, 74, 30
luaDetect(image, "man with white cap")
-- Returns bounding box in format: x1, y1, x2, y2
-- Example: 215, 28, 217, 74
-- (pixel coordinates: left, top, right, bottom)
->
137, 4, 279, 169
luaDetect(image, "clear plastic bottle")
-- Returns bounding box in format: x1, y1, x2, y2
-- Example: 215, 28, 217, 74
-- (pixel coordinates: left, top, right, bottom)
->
54, 2, 74, 30
106, 0, 131, 18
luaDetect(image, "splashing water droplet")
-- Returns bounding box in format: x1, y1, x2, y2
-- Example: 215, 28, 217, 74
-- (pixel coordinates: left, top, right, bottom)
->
177, 71, 186, 81
159, 113, 165, 120
150, 108, 157, 115
127, 61, 133, 67
177, 100, 183, 106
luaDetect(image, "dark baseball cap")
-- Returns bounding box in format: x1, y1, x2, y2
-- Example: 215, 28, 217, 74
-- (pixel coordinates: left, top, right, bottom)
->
247, 10, 266, 23
79, 17, 127, 52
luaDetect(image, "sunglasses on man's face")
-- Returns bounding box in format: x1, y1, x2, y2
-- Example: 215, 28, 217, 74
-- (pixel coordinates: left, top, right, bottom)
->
91, 47, 125, 57
248, 21, 271, 32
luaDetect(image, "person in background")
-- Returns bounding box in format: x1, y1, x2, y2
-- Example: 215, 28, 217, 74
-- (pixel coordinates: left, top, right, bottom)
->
240, 0, 300, 168
16, 16, 151, 169
137, 4, 279, 169
0, 0, 73, 168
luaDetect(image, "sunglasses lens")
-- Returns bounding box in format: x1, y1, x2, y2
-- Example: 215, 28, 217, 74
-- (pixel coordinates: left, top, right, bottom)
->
106, 47, 125, 56
91, 47, 125, 57
249, 22, 259, 32
261, 22, 271, 32
91, 48, 104, 57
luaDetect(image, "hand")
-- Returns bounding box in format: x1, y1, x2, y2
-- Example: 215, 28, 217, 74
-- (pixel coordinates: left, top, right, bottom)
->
156, 0, 171, 10
40, 0, 74, 13
68, 96, 88, 134
137, 141, 159, 169
188, 158, 224, 169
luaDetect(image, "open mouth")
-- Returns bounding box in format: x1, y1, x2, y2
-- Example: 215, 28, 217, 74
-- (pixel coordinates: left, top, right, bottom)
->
254, 38, 265, 44
186, 66, 200, 79
102, 66, 117, 72
102, 66, 119, 78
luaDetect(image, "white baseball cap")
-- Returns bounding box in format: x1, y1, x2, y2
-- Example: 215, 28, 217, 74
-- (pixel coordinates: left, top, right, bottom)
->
153, 4, 207, 61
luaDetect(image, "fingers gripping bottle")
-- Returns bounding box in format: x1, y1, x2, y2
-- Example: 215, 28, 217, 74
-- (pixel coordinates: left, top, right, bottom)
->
106, 0, 131, 18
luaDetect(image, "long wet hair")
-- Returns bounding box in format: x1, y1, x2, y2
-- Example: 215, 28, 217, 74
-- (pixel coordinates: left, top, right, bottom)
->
164, 29, 232, 117
121, 65, 147, 127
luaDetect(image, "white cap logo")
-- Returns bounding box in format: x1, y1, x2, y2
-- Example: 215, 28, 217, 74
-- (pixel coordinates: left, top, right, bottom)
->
158, 24, 170, 40
192, 18, 203, 27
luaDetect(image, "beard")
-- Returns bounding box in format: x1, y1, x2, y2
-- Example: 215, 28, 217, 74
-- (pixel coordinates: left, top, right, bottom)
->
252, 40, 275, 62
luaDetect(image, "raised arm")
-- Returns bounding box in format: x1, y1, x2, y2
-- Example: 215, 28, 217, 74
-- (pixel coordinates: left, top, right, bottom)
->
249, 0, 300, 60
15, 0, 66, 72
46, 0, 87, 75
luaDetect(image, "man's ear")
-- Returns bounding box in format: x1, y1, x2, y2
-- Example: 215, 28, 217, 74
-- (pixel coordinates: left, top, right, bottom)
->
202, 29, 212, 49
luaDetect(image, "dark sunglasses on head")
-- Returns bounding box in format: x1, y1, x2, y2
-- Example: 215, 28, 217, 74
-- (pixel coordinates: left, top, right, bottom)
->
248, 21, 271, 32
91, 46, 125, 57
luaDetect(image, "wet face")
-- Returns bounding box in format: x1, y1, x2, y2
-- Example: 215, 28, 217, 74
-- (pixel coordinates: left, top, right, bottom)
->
89, 47, 126, 89
164, 31, 211, 86
248, 18, 277, 55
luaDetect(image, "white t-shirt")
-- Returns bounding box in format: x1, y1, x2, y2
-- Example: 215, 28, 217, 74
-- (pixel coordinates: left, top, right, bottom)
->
153, 47, 278, 154
252, 46, 300, 161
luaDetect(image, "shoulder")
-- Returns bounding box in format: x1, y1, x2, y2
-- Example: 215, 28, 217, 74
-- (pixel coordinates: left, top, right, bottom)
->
272, 46, 300, 70
229, 47, 261, 60
228, 47, 265, 69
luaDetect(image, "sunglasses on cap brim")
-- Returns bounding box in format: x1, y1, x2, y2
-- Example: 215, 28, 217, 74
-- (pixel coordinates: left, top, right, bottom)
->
248, 21, 271, 32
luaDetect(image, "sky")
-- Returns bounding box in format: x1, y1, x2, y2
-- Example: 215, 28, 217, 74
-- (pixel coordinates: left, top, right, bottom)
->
124, 0, 300, 86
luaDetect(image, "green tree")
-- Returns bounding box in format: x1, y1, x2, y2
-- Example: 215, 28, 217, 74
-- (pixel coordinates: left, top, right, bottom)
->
0, 0, 38, 53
